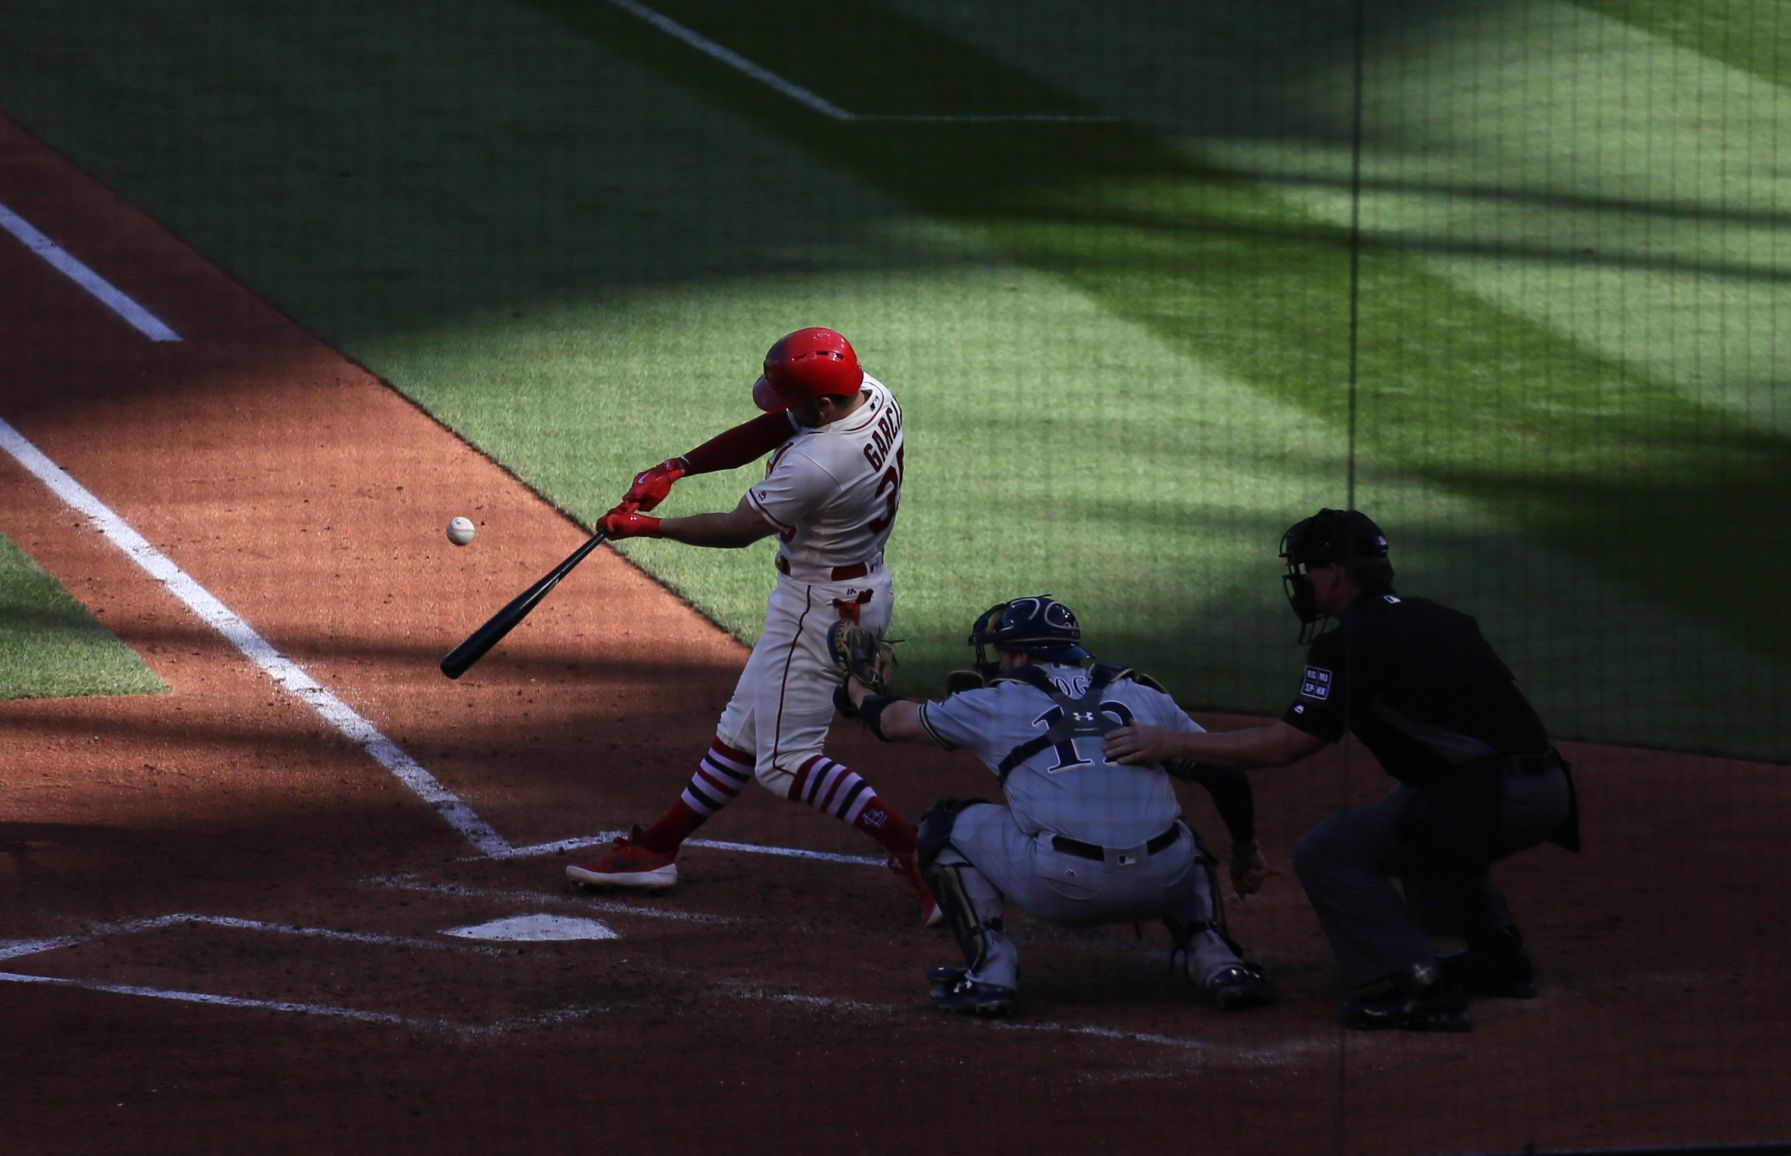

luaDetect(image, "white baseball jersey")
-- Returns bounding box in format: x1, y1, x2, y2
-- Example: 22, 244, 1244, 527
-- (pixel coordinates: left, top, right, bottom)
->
717, 374, 903, 786
746, 375, 902, 579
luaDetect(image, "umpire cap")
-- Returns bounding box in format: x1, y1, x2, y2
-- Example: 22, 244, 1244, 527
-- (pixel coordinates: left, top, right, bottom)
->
1279, 508, 1389, 568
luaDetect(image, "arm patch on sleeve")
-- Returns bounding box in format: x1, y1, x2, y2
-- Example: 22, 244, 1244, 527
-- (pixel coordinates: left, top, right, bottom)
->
1299, 666, 1334, 701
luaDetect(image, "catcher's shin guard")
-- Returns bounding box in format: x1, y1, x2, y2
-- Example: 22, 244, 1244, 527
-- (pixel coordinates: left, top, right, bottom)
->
1165, 828, 1231, 948
923, 859, 996, 975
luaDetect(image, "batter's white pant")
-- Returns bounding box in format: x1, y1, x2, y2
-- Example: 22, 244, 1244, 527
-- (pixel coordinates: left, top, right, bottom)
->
716, 568, 894, 797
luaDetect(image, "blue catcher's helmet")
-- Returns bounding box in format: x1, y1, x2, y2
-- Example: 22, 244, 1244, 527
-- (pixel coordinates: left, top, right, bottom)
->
968, 595, 1091, 679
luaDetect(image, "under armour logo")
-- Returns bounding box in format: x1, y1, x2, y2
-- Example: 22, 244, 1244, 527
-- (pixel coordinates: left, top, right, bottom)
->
1072, 711, 1095, 722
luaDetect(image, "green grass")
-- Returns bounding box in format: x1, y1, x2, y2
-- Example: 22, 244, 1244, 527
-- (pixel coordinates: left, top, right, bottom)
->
0, 533, 166, 700
0, 0, 1783, 757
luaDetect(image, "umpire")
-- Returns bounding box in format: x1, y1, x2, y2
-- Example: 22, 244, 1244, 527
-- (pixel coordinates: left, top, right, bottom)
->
1104, 508, 1579, 1032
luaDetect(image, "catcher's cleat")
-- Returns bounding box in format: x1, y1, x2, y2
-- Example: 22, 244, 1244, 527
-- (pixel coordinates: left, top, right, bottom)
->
1439, 934, 1538, 1000
1205, 962, 1278, 1012
565, 826, 678, 890
1341, 964, 1472, 1032
927, 967, 1016, 1018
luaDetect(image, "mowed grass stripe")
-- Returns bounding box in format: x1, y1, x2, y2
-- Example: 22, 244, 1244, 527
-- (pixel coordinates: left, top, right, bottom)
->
1576, 0, 1791, 89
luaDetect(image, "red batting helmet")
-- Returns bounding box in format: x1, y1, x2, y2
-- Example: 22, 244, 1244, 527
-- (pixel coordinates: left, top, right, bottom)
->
752, 327, 864, 412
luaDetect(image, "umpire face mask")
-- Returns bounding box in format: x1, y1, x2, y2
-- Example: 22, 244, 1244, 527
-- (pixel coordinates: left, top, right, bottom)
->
1283, 562, 1321, 628
1279, 521, 1321, 636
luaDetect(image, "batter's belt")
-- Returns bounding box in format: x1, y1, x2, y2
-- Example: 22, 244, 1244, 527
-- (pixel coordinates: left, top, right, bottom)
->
1049, 822, 1182, 862
774, 554, 881, 582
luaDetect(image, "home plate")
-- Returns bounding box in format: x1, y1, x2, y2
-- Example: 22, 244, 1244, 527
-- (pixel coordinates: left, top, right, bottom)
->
443, 914, 619, 942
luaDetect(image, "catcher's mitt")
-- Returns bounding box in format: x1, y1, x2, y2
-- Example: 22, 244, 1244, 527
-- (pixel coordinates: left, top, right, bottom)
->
826, 619, 895, 695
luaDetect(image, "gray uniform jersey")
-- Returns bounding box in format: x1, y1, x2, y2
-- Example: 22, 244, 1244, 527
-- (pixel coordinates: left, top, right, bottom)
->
917, 664, 1203, 845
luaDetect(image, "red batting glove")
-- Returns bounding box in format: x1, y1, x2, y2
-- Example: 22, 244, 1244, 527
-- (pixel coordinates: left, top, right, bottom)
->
598, 505, 662, 539
621, 457, 688, 513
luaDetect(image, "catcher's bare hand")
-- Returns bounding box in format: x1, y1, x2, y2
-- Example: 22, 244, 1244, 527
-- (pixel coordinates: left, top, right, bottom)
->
826, 619, 895, 697
1228, 839, 1277, 900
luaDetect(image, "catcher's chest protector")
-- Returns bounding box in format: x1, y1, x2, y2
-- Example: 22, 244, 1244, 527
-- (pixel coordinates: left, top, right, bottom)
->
994, 664, 1131, 781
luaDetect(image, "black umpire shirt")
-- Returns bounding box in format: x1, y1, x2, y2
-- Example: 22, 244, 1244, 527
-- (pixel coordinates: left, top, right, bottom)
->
1280, 591, 1551, 785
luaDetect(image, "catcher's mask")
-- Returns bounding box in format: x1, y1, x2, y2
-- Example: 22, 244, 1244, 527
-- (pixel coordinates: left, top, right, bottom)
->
752, 327, 864, 412
1279, 508, 1389, 643
968, 595, 1090, 680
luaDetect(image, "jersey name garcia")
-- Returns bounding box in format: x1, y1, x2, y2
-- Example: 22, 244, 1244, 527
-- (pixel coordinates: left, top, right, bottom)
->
748, 375, 903, 572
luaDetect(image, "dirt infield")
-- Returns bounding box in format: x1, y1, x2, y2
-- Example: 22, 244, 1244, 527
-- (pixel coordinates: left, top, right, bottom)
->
3, 116, 1788, 1155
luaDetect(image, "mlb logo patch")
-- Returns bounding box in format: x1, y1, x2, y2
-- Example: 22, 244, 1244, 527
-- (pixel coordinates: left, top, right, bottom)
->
1300, 666, 1333, 701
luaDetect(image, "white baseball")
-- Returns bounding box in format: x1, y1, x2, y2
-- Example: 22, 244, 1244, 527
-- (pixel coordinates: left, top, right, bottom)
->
446, 516, 476, 546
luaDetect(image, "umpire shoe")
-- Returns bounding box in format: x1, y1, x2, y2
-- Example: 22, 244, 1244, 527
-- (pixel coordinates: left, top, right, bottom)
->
1439, 938, 1538, 1000
565, 826, 678, 890
1342, 963, 1472, 1032
927, 966, 1016, 1018
1205, 962, 1278, 1012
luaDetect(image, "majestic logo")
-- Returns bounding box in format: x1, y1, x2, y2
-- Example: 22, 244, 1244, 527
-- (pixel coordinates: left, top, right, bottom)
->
1300, 666, 1333, 701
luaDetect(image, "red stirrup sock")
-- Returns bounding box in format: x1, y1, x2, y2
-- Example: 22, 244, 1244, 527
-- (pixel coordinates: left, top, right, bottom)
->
637, 738, 754, 854
788, 756, 916, 854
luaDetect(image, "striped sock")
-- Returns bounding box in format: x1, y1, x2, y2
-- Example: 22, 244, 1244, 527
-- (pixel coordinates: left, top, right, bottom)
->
789, 756, 916, 854
637, 738, 753, 854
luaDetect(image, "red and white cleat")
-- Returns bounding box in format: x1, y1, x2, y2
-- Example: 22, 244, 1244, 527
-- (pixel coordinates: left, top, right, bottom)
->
566, 826, 679, 890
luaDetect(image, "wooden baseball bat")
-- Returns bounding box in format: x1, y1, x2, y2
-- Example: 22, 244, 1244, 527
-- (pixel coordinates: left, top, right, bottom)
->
440, 529, 608, 679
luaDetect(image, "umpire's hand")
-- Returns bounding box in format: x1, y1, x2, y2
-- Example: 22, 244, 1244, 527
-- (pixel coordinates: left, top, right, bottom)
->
1103, 724, 1189, 766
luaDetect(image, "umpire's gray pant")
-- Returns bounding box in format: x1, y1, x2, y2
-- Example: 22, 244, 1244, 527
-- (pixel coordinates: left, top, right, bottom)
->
1292, 766, 1570, 990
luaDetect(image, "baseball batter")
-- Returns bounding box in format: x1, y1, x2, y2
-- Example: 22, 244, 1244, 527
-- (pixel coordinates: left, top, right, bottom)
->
843, 596, 1277, 1017
566, 327, 935, 922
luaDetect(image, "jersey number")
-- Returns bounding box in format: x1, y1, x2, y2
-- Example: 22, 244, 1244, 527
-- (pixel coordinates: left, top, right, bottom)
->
867, 446, 904, 535
1031, 700, 1135, 773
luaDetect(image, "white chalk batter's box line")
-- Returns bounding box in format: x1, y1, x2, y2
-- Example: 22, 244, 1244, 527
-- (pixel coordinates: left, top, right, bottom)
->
0, 913, 611, 1041
493, 830, 885, 867
0, 906, 1335, 1062
359, 874, 748, 926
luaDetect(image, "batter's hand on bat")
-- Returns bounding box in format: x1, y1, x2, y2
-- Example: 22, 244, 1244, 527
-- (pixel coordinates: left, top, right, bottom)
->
1103, 724, 1189, 766
597, 504, 662, 539
622, 457, 687, 513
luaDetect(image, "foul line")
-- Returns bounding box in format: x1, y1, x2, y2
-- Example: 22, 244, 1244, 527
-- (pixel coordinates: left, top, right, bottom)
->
0, 417, 510, 856
602, 0, 1116, 124
0, 200, 180, 342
